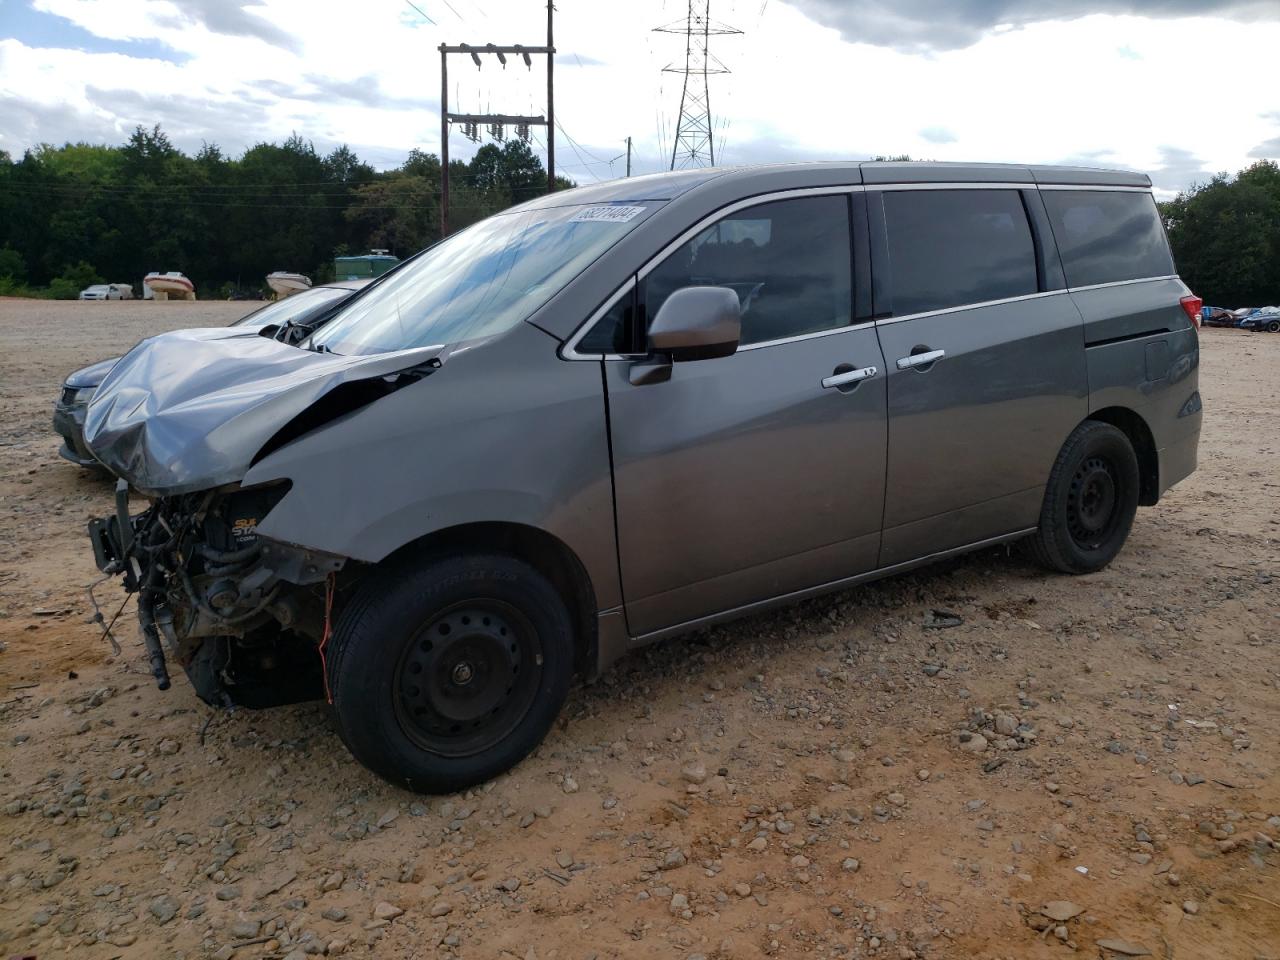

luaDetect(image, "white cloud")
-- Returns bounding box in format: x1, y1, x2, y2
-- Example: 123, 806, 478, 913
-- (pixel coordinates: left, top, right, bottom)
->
787, 0, 1278, 53
920, 126, 958, 145
2, 0, 1279, 193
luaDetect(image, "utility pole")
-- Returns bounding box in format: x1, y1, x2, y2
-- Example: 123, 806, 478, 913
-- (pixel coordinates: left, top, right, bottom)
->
546, 0, 555, 194
626, 136, 632, 177
654, 1, 740, 170
440, 49, 449, 240
438, 0, 556, 237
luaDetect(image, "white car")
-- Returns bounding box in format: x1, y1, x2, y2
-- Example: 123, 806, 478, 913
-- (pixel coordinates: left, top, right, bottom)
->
79, 283, 134, 301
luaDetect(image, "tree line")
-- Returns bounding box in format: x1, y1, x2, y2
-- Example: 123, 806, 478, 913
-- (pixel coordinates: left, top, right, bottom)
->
5, 131, 1276, 307
0, 125, 572, 298
1159, 159, 1280, 308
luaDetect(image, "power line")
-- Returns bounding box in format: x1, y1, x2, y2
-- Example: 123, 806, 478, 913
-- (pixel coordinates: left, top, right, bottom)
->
0, 175, 501, 196
554, 130, 602, 182
553, 118, 612, 167
1, 184, 372, 197
438, 0, 465, 20
529, 130, 597, 182
1, 178, 373, 190
403, 0, 436, 25
0, 194, 444, 210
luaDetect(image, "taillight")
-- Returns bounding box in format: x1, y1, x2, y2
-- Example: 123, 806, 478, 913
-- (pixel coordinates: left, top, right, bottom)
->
1180, 294, 1203, 328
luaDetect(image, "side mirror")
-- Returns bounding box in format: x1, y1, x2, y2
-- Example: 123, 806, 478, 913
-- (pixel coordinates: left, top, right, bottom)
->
648, 286, 741, 361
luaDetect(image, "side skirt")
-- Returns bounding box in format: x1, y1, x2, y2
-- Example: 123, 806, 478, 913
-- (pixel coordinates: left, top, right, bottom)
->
594, 527, 1037, 674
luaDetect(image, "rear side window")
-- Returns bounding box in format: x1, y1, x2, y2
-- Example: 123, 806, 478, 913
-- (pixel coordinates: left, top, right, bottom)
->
882, 189, 1038, 316
1041, 190, 1174, 288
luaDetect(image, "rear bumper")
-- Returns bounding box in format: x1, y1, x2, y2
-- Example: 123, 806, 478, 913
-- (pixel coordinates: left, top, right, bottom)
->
1159, 431, 1199, 497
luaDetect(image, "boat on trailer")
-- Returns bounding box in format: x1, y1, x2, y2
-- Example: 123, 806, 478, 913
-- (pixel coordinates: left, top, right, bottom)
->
266, 272, 312, 298
143, 272, 196, 301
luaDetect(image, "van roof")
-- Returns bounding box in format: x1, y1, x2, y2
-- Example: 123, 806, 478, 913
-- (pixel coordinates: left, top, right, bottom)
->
860, 161, 1150, 187
517, 160, 1150, 210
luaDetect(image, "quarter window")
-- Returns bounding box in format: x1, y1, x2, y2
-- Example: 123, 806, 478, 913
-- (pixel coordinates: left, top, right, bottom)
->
576, 290, 632, 354
882, 189, 1038, 316
642, 195, 853, 346
1041, 190, 1175, 288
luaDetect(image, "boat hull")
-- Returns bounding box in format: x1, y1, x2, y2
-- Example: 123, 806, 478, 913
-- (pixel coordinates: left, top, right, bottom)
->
266, 273, 312, 297
144, 274, 196, 301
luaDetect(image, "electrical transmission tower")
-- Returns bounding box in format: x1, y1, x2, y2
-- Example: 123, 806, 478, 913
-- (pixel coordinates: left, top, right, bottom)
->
654, 1, 741, 170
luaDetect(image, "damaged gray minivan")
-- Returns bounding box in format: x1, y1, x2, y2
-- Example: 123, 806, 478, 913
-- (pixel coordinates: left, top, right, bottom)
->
85, 162, 1202, 792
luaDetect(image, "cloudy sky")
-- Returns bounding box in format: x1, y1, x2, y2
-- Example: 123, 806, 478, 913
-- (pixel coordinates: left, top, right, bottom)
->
1, 0, 1278, 195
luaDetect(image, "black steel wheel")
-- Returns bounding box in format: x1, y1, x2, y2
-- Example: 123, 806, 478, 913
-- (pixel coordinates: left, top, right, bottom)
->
394, 601, 542, 758
327, 553, 574, 793
1065, 456, 1121, 551
1026, 420, 1140, 574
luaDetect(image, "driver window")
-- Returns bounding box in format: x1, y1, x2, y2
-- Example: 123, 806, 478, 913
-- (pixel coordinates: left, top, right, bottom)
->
642, 194, 852, 346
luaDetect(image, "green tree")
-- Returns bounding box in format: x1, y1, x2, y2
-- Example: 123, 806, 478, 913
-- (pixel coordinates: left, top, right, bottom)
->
0, 127, 574, 296
468, 140, 554, 206
0, 245, 25, 280
498, 140, 549, 203
120, 124, 179, 180
345, 175, 439, 254
1162, 160, 1280, 306
325, 144, 375, 185
47, 260, 103, 299
402, 148, 441, 180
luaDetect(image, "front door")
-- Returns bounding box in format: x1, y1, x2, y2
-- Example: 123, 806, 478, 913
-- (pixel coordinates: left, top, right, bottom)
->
604, 193, 889, 636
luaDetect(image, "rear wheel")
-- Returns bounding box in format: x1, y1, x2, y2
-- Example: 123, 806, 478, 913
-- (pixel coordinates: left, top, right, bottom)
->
1026, 420, 1140, 574
327, 553, 574, 793
1266, 319, 1280, 333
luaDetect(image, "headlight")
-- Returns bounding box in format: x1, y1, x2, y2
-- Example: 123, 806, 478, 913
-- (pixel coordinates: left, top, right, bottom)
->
72, 386, 97, 405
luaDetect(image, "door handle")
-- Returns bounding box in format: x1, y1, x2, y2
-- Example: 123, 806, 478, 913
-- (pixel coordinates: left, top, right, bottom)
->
822, 365, 877, 389
896, 348, 946, 370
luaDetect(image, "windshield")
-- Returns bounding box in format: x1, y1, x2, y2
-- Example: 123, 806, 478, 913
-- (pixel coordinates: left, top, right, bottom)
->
232, 286, 354, 328
309, 201, 657, 356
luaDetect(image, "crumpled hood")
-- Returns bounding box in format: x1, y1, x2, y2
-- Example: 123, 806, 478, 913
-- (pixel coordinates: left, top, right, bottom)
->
65, 357, 122, 390
84, 327, 443, 496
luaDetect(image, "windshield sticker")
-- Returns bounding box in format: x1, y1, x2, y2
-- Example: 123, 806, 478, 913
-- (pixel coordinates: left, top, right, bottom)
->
570, 205, 646, 224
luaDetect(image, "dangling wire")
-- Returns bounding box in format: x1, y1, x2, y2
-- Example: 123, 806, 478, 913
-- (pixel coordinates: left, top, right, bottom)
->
318, 572, 337, 705
88, 574, 127, 656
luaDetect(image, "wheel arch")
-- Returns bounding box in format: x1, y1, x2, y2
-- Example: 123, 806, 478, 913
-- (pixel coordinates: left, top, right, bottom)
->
379, 521, 599, 677
1084, 406, 1159, 506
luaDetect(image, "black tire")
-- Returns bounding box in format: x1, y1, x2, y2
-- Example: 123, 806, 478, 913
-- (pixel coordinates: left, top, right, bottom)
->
1266, 319, 1280, 334
327, 553, 574, 793
1026, 420, 1140, 574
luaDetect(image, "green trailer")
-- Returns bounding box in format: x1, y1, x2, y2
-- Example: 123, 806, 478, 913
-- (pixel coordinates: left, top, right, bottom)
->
333, 250, 400, 281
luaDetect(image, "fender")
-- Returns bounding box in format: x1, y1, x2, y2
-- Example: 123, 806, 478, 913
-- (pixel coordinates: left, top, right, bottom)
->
244, 321, 623, 611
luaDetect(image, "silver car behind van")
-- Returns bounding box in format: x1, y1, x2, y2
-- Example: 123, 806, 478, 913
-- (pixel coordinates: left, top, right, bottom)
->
84, 162, 1202, 792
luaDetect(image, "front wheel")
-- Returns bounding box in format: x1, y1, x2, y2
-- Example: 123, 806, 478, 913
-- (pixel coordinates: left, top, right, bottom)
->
327, 553, 574, 793
1026, 420, 1140, 574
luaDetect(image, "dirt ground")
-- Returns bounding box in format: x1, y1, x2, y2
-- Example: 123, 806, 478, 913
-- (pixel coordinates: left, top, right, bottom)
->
0, 299, 1277, 960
